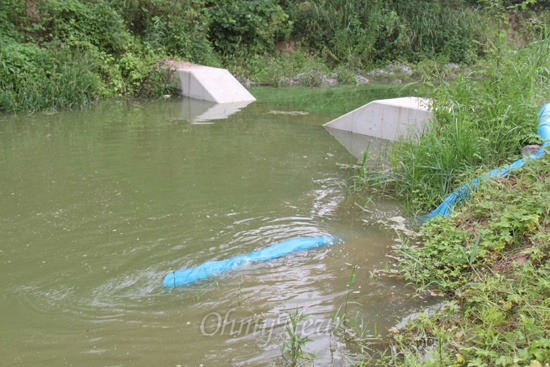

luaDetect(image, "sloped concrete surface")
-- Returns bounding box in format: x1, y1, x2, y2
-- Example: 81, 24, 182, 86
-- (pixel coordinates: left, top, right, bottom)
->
176, 65, 256, 104
324, 97, 433, 141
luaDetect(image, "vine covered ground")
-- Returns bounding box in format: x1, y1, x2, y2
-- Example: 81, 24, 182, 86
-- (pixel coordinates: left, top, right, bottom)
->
374, 153, 550, 367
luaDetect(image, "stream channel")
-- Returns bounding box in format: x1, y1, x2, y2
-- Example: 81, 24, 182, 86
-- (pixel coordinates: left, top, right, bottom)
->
0, 85, 437, 366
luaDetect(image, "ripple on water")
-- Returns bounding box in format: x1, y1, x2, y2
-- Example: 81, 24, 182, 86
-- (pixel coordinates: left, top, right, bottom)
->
0, 93, 434, 367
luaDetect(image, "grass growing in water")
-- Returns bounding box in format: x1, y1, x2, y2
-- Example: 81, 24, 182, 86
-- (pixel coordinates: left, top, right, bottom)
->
252, 83, 415, 119
281, 309, 314, 367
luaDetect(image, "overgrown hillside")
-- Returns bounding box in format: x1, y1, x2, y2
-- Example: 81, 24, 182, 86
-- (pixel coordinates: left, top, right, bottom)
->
1, 0, 548, 112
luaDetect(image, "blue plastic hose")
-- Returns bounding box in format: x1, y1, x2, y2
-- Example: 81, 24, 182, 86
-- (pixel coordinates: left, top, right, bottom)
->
163, 236, 336, 288
424, 103, 550, 220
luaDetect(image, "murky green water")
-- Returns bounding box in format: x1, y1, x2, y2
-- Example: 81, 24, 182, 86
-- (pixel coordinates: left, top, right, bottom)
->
0, 85, 432, 366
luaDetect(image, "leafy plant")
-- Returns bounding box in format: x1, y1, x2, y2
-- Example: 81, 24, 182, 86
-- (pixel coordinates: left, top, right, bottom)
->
379, 153, 550, 366
27, 0, 132, 55
208, 0, 291, 56
0, 41, 103, 112
281, 309, 314, 367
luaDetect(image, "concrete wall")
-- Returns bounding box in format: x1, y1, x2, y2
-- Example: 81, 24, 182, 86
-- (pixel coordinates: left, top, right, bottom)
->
176, 65, 256, 104
324, 97, 433, 141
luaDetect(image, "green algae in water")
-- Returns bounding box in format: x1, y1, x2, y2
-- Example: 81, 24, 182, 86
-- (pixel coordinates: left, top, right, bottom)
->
252, 83, 418, 119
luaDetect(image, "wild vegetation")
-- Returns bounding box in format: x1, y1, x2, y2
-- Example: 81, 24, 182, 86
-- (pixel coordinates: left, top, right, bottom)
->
311, 4, 550, 366
339, 4, 549, 364
354, 36, 550, 214
372, 153, 550, 367
2, 0, 548, 112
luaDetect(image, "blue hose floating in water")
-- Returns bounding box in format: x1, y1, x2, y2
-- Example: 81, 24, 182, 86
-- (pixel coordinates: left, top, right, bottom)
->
163, 236, 336, 288
424, 103, 550, 220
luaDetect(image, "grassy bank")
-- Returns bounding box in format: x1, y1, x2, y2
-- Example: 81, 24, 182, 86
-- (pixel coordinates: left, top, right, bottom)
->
354, 37, 550, 215
377, 153, 550, 366
346, 27, 550, 367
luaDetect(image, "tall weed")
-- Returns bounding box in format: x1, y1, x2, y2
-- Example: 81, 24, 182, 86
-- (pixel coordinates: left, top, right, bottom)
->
0, 41, 103, 112
388, 38, 550, 212
289, 0, 488, 68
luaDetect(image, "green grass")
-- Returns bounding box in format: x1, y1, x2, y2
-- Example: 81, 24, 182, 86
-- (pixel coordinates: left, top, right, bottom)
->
281, 309, 314, 367
377, 153, 550, 367
252, 83, 417, 119
354, 37, 550, 214
345, 36, 550, 365
0, 42, 103, 112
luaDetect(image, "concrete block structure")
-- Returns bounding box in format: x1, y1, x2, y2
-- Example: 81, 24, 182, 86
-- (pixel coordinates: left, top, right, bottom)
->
324, 97, 433, 141
175, 64, 256, 104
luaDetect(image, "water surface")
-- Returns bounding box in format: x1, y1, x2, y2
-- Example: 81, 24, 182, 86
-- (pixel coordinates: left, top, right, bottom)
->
0, 85, 432, 366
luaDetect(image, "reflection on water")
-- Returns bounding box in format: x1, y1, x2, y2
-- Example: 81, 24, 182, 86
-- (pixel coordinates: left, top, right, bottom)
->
325, 127, 393, 163
0, 85, 435, 367
179, 98, 254, 124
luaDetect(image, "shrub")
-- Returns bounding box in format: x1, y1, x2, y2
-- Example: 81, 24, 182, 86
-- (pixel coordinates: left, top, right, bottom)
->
144, 12, 218, 65
208, 0, 292, 56
113, 0, 219, 64
0, 41, 103, 112
27, 0, 132, 55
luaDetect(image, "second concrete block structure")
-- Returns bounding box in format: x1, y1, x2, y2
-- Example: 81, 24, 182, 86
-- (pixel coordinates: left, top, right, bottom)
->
324, 97, 433, 141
